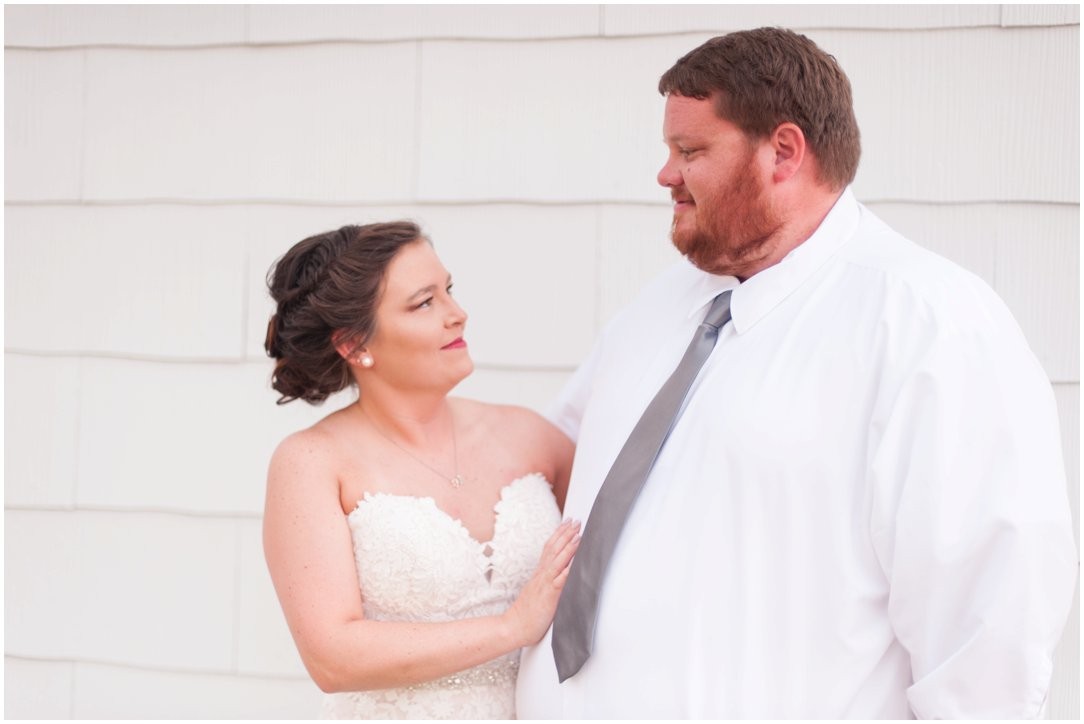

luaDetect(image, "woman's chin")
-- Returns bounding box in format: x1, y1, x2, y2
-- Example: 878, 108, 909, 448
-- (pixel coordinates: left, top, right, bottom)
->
455, 358, 475, 384
443, 357, 474, 392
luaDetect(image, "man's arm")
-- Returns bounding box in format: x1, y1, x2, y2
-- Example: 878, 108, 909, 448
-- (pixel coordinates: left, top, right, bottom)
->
868, 305, 1077, 718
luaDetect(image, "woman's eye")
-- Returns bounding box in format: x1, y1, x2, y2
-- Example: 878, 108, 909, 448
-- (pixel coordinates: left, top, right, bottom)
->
415, 297, 433, 310
446, 284, 454, 296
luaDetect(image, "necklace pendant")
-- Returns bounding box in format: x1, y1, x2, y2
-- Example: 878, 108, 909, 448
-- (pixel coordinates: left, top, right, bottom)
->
451, 474, 464, 489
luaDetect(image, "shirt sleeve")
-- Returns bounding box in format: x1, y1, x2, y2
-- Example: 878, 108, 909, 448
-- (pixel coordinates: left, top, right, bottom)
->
545, 333, 603, 444
868, 299, 1077, 719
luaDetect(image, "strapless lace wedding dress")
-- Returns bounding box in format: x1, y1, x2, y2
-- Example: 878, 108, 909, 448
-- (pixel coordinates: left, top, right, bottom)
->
321, 472, 561, 719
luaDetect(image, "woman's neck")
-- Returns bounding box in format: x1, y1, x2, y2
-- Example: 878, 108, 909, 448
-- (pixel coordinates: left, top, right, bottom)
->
354, 386, 454, 448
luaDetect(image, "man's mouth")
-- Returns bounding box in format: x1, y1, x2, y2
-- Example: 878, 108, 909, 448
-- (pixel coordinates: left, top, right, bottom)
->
672, 190, 694, 207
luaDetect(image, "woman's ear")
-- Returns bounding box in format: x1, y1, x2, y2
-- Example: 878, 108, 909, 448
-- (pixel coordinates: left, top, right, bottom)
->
331, 330, 362, 363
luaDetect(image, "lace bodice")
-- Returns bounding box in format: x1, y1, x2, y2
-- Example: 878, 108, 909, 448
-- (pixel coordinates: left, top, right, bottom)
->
322, 472, 561, 719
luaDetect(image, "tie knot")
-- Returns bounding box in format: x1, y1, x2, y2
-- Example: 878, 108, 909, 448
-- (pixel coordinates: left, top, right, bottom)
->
701, 290, 733, 330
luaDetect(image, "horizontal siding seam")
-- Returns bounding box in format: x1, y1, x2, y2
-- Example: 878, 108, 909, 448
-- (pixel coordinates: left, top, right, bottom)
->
4, 504, 262, 520
5, 198, 1081, 209
13, 21, 1082, 52
3, 349, 581, 374
4, 653, 309, 682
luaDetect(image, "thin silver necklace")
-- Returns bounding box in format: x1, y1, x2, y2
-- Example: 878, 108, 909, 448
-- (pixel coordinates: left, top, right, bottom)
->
361, 405, 464, 488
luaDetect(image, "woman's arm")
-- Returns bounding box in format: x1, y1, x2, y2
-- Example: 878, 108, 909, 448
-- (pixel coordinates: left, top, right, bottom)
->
541, 416, 574, 512
509, 406, 575, 511
263, 429, 579, 693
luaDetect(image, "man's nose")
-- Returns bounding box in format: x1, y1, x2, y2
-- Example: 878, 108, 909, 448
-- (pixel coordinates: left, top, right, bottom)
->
657, 156, 682, 188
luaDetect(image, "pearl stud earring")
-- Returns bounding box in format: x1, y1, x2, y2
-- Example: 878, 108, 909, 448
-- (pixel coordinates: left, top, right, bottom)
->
359, 354, 374, 368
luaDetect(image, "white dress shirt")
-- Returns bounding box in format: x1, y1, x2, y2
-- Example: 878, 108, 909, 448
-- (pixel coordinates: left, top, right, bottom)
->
516, 189, 1076, 718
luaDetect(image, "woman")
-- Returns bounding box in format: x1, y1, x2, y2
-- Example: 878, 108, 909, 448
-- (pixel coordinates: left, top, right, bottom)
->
262, 221, 578, 719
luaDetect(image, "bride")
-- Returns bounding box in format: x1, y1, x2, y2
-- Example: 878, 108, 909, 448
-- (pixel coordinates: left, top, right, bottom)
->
262, 221, 579, 718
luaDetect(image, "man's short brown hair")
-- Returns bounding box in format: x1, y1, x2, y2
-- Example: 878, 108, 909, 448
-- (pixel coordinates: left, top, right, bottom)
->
659, 27, 861, 189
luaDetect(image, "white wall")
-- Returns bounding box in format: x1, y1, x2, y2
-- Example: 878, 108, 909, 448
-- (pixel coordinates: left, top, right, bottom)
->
5, 4, 1078, 719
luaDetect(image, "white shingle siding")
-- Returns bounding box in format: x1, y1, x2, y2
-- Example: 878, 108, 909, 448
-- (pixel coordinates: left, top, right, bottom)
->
5, 4, 1077, 718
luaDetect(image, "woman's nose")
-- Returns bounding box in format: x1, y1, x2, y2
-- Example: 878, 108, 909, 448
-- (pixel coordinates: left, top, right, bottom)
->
447, 298, 467, 327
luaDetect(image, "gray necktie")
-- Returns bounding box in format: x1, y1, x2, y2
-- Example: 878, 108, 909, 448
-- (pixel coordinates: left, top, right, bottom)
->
551, 289, 733, 682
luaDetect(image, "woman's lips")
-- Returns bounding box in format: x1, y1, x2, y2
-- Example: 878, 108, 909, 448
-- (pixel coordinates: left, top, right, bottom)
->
441, 337, 466, 350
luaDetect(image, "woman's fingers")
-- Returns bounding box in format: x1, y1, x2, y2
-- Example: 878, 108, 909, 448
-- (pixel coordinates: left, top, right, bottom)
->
543, 521, 581, 574
554, 566, 571, 586
545, 519, 579, 551
552, 532, 580, 570
540, 519, 577, 561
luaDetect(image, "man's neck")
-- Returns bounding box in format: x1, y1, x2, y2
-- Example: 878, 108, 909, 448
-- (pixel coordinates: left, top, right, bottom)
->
735, 187, 844, 282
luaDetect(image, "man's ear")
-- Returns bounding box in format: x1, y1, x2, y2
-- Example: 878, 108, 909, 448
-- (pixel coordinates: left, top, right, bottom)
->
770, 122, 807, 183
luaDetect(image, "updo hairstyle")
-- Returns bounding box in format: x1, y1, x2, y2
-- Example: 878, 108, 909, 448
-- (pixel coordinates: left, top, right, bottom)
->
265, 221, 424, 405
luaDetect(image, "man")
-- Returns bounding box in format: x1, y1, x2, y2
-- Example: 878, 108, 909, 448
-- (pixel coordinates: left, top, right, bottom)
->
516, 28, 1076, 718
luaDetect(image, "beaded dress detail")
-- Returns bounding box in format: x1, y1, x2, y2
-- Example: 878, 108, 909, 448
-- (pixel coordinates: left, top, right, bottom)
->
321, 473, 561, 719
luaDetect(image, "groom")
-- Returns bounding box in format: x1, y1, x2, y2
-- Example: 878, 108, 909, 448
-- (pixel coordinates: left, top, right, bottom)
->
515, 28, 1076, 718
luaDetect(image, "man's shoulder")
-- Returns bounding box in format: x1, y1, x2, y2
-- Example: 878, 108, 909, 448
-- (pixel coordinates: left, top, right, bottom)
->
619, 257, 703, 314
585, 259, 704, 360
844, 208, 998, 304
843, 208, 969, 283
838, 205, 1020, 339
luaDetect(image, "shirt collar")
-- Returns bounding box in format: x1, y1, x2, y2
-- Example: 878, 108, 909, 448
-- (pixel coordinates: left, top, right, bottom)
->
680, 186, 858, 325
683, 187, 861, 333
684, 268, 741, 321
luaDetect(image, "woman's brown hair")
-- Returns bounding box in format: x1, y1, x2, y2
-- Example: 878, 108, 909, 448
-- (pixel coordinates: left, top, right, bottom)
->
264, 221, 424, 404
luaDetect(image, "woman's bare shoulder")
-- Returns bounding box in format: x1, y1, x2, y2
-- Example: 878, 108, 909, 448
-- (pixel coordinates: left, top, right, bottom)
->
452, 396, 539, 430
268, 407, 357, 484
452, 397, 567, 452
